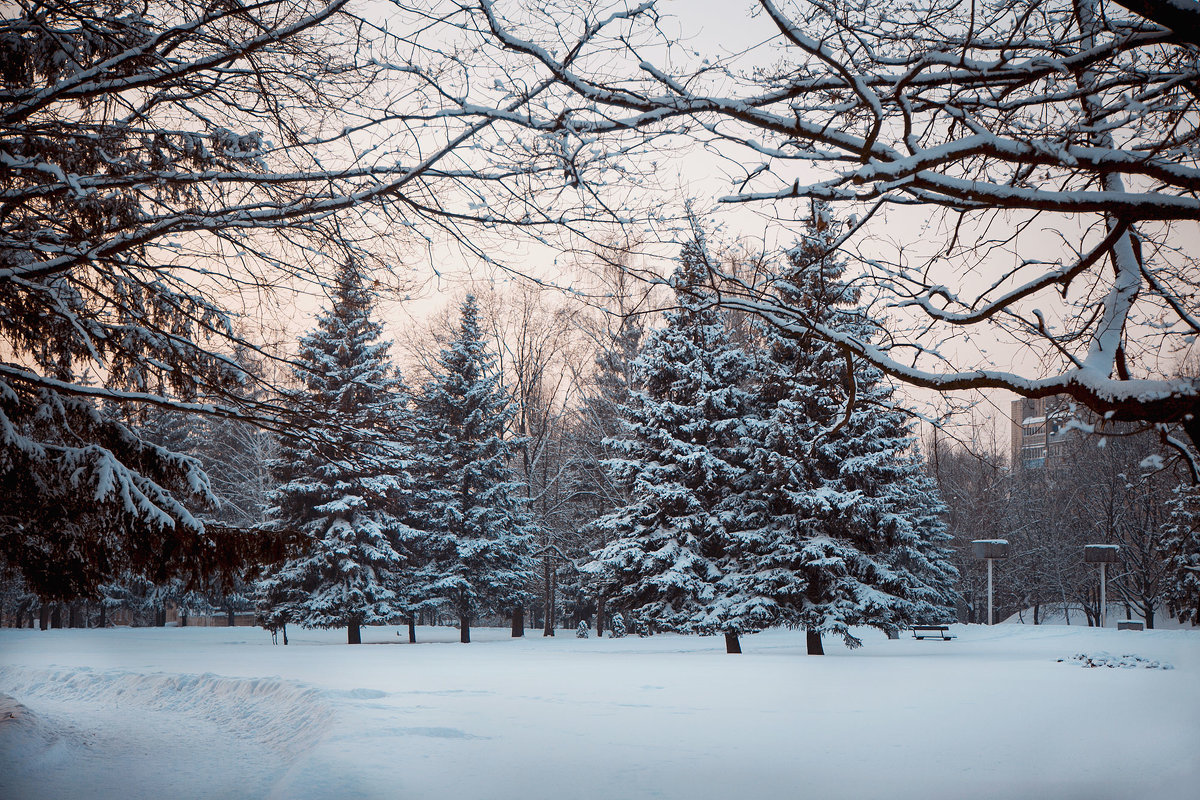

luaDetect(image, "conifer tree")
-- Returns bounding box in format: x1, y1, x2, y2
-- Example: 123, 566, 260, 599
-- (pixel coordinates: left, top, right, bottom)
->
256, 262, 417, 644
588, 234, 758, 653
732, 202, 957, 654
1163, 483, 1200, 624
415, 295, 535, 643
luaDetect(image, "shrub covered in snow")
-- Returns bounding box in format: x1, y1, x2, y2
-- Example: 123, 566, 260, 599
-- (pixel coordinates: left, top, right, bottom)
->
1058, 652, 1174, 670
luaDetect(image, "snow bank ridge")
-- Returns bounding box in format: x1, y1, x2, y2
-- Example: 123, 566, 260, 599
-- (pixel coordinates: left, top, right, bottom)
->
0, 666, 334, 755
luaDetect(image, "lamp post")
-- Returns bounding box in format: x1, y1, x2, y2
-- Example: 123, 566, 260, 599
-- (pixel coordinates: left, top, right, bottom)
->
971, 540, 1010, 625
1084, 545, 1120, 628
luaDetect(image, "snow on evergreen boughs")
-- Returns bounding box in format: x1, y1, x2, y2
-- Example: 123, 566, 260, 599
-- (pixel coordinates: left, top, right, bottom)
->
1163, 482, 1200, 624
587, 231, 758, 639
255, 262, 419, 641
0, 386, 216, 599
609, 611, 626, 638
413, 295, 535, 638
576, 620, 589, 638
727, 202, 958, 647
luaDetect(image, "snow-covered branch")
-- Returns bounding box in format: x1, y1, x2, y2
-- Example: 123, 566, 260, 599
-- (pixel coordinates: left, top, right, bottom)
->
395, 0, 1200, 447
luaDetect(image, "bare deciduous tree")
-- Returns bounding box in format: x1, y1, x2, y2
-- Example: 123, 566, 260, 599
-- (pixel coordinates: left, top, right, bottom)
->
397, 0, 1200, 459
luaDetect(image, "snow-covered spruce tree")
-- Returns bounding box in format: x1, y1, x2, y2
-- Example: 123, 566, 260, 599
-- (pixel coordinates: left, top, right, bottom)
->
414, 295, 535, 644
1163, 482, 1200, 625
609, 611, 626, 638
732, 202, 958, 654
587, 233, 758, 654
257, 262, 418, 645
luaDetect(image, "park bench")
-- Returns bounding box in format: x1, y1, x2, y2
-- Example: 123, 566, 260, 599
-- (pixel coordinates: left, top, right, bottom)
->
911, 625, 955, 641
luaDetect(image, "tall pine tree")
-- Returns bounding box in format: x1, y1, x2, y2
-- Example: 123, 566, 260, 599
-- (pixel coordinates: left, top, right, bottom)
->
732, 202, 957, 653
256, 262, 417, 644
588, 233, 758, 653
415, 295, 535, 643
1163, 482, 1200, 624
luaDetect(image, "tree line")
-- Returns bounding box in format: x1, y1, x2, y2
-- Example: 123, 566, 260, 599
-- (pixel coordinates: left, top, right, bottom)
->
3, 0, 1198, 640
2, 208, 965, 653
4, 212, 1199, 645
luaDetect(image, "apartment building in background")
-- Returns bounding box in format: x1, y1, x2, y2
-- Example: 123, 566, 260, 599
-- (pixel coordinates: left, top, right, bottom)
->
1010, 396, 1087, 471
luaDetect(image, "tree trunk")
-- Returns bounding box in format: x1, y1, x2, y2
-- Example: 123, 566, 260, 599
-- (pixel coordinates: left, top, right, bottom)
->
511, 606, 524, 637
69, 602, 81, 628
50, 605, 62, 629
543, 558, 556, 637
348, 621, 362, 644
460, 615, 471, 644
39, 605, 49, 630
227, 608, 236, 627
806, 629, 824, 655
408, 616, 417, 643
1146, 606, 1155, 629
724, 632, 742, 654
155, 607, 166, 627
98, 603, 106, 629
282, 624, 288, 645
596, 595, 606, 639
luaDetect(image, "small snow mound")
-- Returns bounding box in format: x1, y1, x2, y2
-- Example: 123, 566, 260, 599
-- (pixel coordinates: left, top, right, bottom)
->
0, 693, 82, 765
0, 693, 23, 724
1057, 652, 1174, 670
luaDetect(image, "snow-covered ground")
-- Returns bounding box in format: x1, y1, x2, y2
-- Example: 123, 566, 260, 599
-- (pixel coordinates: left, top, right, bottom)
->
1, 624, 1197, 800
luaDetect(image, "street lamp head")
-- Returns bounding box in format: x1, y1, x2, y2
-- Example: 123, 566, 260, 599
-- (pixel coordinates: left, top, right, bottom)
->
1084, 544, 1120, 563
972, 539, 1010, 559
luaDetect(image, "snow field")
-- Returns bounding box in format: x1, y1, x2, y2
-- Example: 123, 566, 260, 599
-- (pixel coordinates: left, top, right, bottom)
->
1, 624, 1197, 800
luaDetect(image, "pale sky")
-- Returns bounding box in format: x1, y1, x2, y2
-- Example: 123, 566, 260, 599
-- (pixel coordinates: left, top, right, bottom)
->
275, 0, 1199, 454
